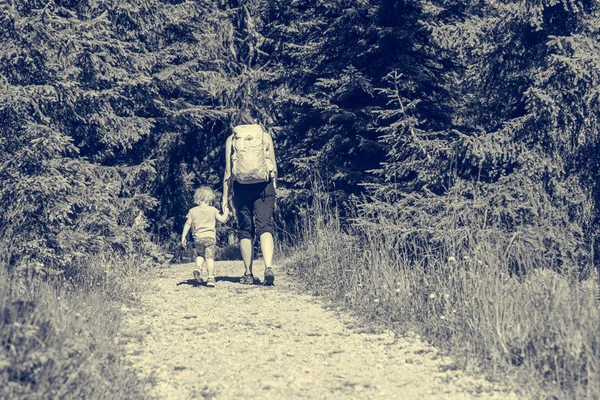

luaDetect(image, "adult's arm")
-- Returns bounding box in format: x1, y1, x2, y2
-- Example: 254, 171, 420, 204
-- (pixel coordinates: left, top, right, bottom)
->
265, 132, 278, 187
222, 135, 233, 211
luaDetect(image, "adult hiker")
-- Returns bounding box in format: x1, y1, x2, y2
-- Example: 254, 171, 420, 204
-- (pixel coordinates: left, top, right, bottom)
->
222, 107, 277, 286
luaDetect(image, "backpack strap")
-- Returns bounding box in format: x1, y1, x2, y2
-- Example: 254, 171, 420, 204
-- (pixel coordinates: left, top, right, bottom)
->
229, 132, 235, 185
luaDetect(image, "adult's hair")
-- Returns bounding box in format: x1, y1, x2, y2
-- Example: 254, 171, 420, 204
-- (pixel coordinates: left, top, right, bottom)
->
232, 107, 257, 126
193, 186, 215, 205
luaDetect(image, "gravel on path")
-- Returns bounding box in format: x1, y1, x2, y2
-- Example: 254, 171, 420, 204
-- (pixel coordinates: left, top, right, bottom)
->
120, 261, 518, 399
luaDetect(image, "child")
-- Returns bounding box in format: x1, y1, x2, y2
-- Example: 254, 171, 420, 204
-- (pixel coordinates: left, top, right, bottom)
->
181, 186, 229, 287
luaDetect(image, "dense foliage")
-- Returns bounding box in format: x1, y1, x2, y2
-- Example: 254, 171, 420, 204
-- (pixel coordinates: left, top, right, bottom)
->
2, 0, 600, 267
364, 0, 600, 277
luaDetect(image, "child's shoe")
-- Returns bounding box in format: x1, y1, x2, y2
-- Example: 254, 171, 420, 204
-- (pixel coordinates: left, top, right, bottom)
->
206, 276, 216, 287
193, 269, 203, 284
263, 267, 275, 286
240, 273, 254, 285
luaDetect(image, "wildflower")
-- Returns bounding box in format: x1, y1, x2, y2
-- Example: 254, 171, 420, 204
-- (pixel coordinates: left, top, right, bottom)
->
448, 256, 457, 263
395, 288, 402, 294
374, 298, 380, 304
440, 315, 446, 320
429, 293, 437, 299
444, 294, 450, 300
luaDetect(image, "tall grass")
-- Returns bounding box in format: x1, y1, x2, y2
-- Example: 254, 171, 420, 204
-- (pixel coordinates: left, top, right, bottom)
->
0, 253, 151, 400
287, 192, 600, 399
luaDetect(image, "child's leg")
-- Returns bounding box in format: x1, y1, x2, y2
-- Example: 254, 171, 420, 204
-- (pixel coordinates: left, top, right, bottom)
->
205, 242, 216, 278
206, 257, 215, 278
196, 256, 205, 269
205, 258, 216, 288
193, 256, 205, 283
204, 241, 217, 287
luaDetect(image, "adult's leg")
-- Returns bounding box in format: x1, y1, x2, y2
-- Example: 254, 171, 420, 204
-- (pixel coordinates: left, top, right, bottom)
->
232, 182, 255, 277
254, 181, 276, 275
239, 238, 253, 276
259, 232, 274, 268
259, 230, 275, 286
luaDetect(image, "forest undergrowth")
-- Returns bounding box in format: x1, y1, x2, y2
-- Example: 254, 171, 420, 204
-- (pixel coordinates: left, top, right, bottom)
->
0, 253, 153, 400
286, 191, 600, 400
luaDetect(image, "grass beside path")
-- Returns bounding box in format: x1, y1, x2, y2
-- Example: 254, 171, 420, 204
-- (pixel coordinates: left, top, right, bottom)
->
0, 255, 152, 400
285, 203, 600, 400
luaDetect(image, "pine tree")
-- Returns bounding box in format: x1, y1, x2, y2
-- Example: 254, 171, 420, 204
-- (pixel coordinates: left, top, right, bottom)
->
368, 0, 600, 275
0, 1, 158, 267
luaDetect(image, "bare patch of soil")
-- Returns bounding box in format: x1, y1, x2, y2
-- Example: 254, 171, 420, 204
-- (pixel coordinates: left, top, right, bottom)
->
120, 261, 519, 399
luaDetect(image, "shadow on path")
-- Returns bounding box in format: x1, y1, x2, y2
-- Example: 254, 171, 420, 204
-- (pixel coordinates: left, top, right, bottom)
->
216, 276, 244, 283
176, 279, 201, 287
176, 275, 260, 287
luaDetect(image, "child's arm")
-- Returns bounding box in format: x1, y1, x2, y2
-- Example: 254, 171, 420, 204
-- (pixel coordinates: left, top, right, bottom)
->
181, 217, 192, 246
215, 206, 229, 223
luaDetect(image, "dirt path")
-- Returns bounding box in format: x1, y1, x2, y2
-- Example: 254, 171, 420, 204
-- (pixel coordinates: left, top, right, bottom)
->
120, 261, 518, 399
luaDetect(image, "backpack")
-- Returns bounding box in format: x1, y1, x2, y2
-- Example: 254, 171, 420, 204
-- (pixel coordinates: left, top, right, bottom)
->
231, 124, 275, 183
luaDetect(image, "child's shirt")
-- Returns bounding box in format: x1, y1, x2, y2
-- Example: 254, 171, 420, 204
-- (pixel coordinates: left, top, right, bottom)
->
185, 204, 220, 240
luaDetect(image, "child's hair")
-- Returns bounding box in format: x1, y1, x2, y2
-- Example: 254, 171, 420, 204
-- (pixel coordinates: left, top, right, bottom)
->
193, 186, 215, 205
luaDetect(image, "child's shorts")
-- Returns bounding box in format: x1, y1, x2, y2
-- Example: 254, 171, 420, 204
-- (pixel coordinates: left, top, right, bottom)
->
194, 237, 216, 259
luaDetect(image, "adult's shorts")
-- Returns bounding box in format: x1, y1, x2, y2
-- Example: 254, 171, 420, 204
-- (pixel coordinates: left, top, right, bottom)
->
232, 180, 276, 240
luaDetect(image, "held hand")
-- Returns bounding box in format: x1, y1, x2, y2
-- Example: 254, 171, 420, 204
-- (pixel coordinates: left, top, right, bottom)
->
181, 237, 187, 247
